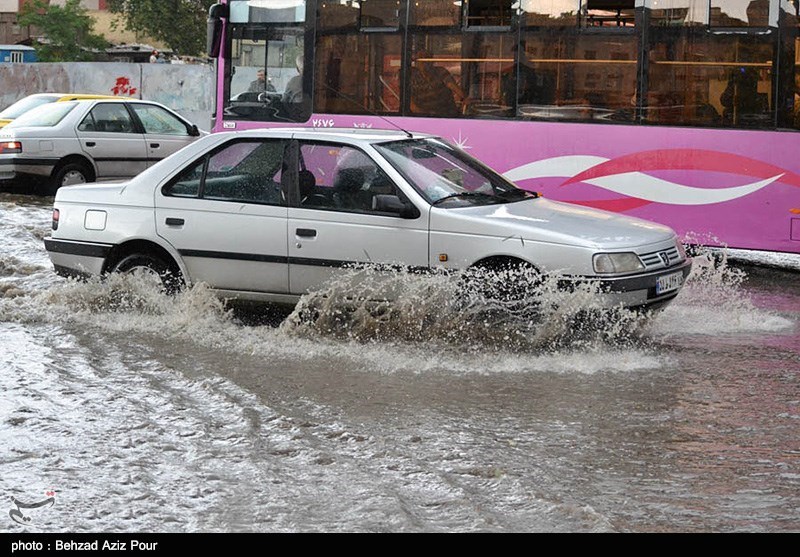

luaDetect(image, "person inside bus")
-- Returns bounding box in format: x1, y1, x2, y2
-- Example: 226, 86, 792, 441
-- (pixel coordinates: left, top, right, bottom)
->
502, 41, 554, 114
283, 56, 304, 105
280, 55, 306, 121
248, 69, 276, 93
720, 66, 763, 125
409, 49, 466, 117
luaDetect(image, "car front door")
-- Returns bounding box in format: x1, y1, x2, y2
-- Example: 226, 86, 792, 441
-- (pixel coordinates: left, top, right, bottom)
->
155, 137, 291, 295
76, 103, 147, 179
128, 102, 198, 166
286, 141, 429, 296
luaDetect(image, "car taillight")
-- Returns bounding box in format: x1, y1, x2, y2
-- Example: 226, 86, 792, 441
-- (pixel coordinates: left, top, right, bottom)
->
0, 141, 21, 154
52, 209, 59, 231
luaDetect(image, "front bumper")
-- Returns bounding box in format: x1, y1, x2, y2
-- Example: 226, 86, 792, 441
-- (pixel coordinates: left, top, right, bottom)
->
567, 258, 693, 311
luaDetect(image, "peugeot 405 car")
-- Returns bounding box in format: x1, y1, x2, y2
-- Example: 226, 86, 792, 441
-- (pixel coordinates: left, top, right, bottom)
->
0, 93, 123, 129
44, 128, 691, 311
0, 98, 203, 193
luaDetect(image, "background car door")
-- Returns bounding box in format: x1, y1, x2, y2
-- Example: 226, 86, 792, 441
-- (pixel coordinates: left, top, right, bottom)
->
128, 102, 198, 166
155, 138, 290, 294
76, 102, 147, 179
287, 141, 429, 296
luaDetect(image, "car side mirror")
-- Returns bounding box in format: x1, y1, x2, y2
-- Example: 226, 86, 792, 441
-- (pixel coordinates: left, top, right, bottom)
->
373, 194, 418, 219
189, 124, 201, 137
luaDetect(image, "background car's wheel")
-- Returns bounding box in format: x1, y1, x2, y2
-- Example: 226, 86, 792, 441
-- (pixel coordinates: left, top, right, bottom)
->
110, 253, 183, 294
48, 161, 91, 194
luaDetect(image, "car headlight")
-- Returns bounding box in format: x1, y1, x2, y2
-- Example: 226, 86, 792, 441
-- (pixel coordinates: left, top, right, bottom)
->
676, 240, 687, 261
593, 252, 645, 274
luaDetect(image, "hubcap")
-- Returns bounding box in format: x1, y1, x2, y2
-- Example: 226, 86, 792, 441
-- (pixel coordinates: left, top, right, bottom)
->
61, 170, 86, 186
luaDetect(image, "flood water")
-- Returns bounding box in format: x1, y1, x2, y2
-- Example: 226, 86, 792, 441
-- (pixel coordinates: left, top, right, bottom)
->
1, 192, 798, 532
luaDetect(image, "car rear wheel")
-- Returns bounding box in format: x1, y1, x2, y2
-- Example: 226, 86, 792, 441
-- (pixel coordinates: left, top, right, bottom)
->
110, 253, 183, 294
49, 161, 91, 194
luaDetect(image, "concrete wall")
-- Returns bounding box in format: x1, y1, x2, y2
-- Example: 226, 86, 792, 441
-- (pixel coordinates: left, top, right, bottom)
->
0, 62, 215, 129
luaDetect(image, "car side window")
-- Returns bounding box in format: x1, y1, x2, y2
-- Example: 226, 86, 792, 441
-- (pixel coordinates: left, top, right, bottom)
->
164, 158, 204, 197
77, 112, 96, 132
163, 139, 288, 205
130, 103, 189, 136
297, 142, 403, 214
80, 103, 136, 134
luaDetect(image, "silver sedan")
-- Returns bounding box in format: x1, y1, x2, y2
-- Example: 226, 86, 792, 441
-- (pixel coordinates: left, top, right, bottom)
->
0, 99, 202, 193
44, 128, 691, 313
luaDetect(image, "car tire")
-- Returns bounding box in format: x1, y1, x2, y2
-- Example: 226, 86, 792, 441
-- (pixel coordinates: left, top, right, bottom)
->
49, 161, 91, 194
110, 253, 183, 294
459, 259, 541, 315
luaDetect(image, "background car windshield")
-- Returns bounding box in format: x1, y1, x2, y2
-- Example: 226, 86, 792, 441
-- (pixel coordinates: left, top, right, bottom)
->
374, 138, 527, 206
0, 95, 59, 119
5, 102, 77, 128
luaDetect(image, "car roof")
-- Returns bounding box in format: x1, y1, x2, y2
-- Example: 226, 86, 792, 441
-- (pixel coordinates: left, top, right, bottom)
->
55, 94, 126, 101
21, 93, 122, 100
221, 127, 433, 144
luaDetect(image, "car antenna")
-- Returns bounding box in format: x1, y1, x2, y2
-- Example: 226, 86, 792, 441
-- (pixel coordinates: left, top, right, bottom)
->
321, 82, 413, 139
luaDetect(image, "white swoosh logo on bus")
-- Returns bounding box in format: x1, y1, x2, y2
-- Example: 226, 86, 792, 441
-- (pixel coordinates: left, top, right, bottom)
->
504, 157, 784, 206
584, 172, 784, 205
503, 156, 609, 181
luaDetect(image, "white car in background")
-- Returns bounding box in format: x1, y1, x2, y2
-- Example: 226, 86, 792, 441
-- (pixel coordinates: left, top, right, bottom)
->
0, 99, 202, 193
44, 128, 691, 312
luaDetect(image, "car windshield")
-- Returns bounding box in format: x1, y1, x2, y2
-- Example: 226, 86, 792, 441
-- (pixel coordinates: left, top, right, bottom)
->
0, 95, 59, 119
5, 102, 77, 128
374, 137, 537, 207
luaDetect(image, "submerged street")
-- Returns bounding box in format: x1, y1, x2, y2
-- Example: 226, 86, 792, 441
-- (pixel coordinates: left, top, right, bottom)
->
1, 192, 798, 532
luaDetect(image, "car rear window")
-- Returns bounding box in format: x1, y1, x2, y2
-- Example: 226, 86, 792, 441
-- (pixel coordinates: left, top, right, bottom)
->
0, 95, 59, 119
5, 102, 77, 128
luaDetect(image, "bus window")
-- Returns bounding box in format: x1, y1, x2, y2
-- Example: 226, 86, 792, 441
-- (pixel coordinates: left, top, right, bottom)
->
711, 0, 771, 26
410, 0, 461, 26
315, 1, 403, 115
361, 0, 401, 28
225, 1, 310, 123
466, 0, 514, 27
643, 0, 774, 128
408, 35, 515, 118
518, 1, 637, 122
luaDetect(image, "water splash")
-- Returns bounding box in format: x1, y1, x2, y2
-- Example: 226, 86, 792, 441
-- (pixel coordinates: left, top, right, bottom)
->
0, 246, 791, 375
281, 265, 651, 353
650, 244, 793, 336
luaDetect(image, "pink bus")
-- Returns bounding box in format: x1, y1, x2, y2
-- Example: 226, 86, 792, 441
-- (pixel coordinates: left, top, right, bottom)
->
208, 0, 800, 256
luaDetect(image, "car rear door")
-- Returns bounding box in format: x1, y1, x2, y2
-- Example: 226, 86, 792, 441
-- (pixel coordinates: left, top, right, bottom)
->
128, 102, 198, 166
155, 136, 291, 295
75, 102, 147, 178
286, 140, 429, 296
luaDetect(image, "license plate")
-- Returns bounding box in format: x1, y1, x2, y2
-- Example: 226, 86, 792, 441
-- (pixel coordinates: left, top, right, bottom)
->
656, 271, 683, 295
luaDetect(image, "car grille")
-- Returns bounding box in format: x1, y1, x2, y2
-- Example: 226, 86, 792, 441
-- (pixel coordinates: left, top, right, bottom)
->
639, 246, 681, 270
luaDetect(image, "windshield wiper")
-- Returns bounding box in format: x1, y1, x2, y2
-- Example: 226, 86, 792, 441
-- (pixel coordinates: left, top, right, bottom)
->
496, 189, 539, 201
431, 191, 500, 206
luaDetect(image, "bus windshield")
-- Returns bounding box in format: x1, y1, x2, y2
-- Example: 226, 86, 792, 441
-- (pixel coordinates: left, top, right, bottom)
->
374, 138, 537, 207
224, 0, 309, 123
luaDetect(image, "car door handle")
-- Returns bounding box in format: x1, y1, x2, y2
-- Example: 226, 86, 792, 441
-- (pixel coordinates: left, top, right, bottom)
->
296, 228, 317, 238
150, 143, 160, 148
85, 142, 96, 147
165, 217, 184, 226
